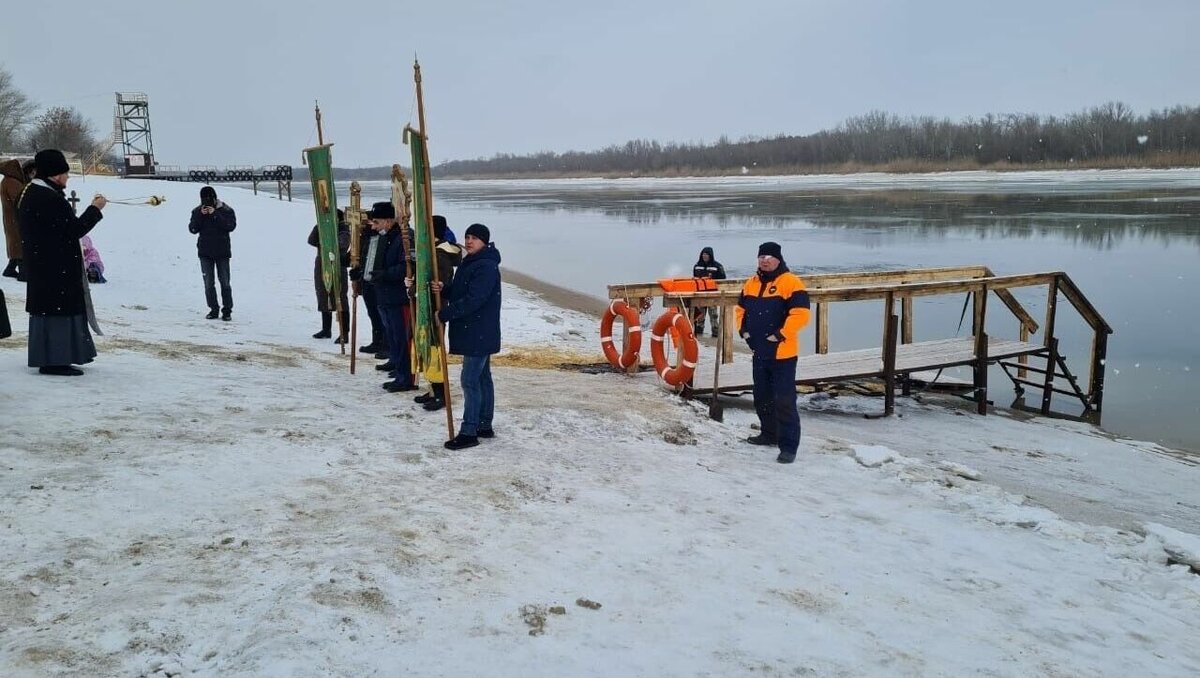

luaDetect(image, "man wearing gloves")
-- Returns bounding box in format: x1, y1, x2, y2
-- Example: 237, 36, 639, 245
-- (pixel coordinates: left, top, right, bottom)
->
735, 241, 811, 464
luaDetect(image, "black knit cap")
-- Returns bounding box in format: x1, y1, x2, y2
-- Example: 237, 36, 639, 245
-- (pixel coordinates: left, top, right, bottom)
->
34, 149, 70, 177
200, 185, 217, 200
432, 214, 448, 240
368, 201, 395, 219
757, 241, 784, 261
464, 223, 490, 244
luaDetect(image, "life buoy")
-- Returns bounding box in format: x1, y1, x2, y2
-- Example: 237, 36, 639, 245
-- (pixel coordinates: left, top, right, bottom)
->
600, 300, 642, 369
650, 308, 699, 388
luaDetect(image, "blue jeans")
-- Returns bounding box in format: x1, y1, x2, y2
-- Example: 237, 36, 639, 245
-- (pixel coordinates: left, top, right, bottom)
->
459, 354, 494, 436
379, 304, 413, 386
199, 257, 232, 313
752, 355, 801, 455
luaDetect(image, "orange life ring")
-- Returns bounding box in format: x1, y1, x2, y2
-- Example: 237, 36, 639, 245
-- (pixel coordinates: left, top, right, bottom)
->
600, 300, 642, 369
650, 308, 699, 388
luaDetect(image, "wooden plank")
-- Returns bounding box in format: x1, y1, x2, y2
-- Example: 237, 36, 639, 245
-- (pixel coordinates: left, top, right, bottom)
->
994, 287, 1039, 334
687, 337, 1045, 394
809, 273, 1057, 303
606, 265, 992, 299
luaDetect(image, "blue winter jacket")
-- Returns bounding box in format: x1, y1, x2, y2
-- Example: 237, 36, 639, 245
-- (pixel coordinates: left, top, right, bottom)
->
371, 227, 410, 307
438, 243, 501, 356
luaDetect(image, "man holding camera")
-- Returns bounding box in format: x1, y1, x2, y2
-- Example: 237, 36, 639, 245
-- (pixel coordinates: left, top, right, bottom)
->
188, 186, 237, 321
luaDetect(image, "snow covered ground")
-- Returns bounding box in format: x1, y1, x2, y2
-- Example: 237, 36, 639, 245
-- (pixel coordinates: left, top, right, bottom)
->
1, 177, 1198, 677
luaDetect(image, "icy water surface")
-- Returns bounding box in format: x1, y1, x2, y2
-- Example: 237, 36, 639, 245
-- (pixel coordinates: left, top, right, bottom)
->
302, 170, 1200, 453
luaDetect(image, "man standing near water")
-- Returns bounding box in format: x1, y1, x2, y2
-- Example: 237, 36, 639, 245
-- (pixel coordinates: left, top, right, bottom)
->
735, 241, 811, 464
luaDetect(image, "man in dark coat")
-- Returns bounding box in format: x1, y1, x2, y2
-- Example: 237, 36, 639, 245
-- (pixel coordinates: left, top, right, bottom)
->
308, 209, 350, 342
691, 246, 726, 337
188, 186, 236, 321
1, 158, 30, 279
350, 217, 385, 355
16, 149, 108, 375
364, 201, 417, 393
435, 223, 501, 450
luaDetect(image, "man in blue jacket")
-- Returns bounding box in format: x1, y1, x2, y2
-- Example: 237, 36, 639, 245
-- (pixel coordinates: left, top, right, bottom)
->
435, 223, 501, 450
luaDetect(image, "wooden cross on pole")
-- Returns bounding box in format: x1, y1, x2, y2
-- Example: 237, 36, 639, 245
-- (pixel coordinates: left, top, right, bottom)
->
67, 190, 80, 215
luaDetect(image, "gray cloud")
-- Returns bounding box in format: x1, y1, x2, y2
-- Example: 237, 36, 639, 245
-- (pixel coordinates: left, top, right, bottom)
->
3, 0, 1196, 167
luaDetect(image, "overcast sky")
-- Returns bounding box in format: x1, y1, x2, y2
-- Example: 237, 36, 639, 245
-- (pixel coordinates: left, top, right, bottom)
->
3, 0, 1197, 168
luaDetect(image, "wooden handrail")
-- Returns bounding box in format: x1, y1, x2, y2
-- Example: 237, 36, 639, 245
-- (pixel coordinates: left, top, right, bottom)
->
1056, 272, 1113, 335
606, 265, 992, 299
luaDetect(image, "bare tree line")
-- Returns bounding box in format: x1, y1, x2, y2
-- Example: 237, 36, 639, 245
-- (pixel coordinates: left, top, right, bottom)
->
434, 102, 1200, 178
0, 65, 104, 161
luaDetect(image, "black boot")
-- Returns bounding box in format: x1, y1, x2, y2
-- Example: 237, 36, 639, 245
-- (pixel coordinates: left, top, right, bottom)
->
334, 311, 349, 343
2, 259, 18, 279
359, 328, 383, 353
444, 433, 479, 450
746, 433, 777, 446
313, 312, 332, 339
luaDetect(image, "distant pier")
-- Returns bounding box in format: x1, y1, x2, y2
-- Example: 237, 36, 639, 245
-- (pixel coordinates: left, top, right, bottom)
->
123, 164, 294, 201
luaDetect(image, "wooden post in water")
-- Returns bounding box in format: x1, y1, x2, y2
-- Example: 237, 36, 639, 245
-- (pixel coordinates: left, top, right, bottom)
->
973, 284, 989, 415
1018, 324, 1030, 380
815, 302, 829, 355
882, 292, 898, 416
1039, 276, 1061, 414
901, 296, 913, 344
1089, 332, 1108, 414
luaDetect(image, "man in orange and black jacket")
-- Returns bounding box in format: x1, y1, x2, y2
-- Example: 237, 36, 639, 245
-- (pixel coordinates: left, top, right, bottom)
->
735, 241, 812, 464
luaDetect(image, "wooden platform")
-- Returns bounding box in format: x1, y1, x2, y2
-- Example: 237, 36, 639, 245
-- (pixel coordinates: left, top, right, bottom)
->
611, 266, 1110, 419
684, 337, 1046, 395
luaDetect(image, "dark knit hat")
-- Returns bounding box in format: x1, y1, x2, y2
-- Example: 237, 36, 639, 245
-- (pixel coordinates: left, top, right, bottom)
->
34, 149, 70, 177
200, 185, 217, 200
368, 201, 395, 219
464, 223, 490, 244
432, 215, 448, 240
757, 241, 784, 261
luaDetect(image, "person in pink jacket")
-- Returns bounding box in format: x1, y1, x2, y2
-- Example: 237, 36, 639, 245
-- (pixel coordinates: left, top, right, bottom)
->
80, 234, 105, 283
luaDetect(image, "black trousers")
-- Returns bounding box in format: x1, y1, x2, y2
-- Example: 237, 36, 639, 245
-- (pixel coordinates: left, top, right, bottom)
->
361, 282, 383, 342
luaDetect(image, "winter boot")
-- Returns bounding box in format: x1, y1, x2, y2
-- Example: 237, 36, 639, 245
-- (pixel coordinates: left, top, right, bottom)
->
334, 311, 349, 344
444, 433, 479, 450
746, 433, 776, 446
2, 259, 18, 279
205, 309, 220, 320
313, 312, 333, 339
